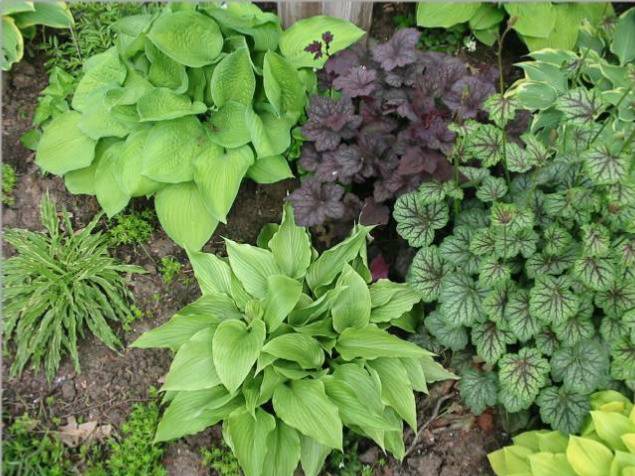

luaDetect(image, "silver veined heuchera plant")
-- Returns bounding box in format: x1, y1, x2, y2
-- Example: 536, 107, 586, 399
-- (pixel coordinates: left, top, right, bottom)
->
133, 204, 454, 476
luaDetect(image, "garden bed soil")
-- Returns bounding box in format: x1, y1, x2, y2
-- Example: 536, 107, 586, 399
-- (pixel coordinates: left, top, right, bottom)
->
2, 30, 510, 476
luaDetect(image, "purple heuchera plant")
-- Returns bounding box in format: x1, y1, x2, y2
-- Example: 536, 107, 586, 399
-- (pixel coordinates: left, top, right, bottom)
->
289, 28, 498, 228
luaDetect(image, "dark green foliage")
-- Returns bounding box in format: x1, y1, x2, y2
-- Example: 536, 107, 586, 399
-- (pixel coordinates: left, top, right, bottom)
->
394, 12, 635, 433
3, 195, 144, 380
2, 163, 17, 205
201, 444, 241, 476
108, 210, 154, 247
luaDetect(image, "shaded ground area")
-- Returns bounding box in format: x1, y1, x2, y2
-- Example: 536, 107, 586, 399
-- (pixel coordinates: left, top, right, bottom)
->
2, 28, 505, 476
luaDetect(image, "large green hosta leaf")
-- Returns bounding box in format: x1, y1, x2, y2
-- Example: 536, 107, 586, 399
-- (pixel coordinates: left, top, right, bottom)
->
36, 111, 96, 175
263, 50, 305, 120
210, 47, 255, 107
72, 47, 126, 112
147, 11, 223, 67
142, 116, 209, 183
154, 182, 218, 251
208, 101, 251, 148
2, 16, 23, 71
137, 88, 207, 121
272, 379, 343, 450
394, 192, 449, 247
225, 409, 276, 476
193, 145, 254, 223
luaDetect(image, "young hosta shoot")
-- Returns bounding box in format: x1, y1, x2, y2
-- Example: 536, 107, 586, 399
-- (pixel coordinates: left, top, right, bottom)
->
34, 4, 364, 250
489, 390, 635, 476
394, 21, 635, 432
3, 195, 144, 380
133, 204, 454, 476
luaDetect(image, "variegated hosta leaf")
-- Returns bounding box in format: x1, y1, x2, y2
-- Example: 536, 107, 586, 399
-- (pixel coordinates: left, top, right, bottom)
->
555, 87, 602, 125
483, 93, 519, 128
543, 224, 573, 256
550, 339, 610, 394
465, 124, 504, 167
595, 281, 635, 316
573, 255, 615, 292
394, 192, 449, 247
529, 275, 579, 325
424, 310, 468, 351
505, 142, 533, 173
417, 181, 447, 204
406, 246, 450, 303
476, 176, 508, 202
439, 273, 486, 326
521, 133, 550, 166
552, 299, 595, 347
459, 369, 498, 416
438, 226, 480, 274
610, 339, 635, 380
505, 289, 543, 342
583, 145, 630, 185
498, 348, 550, 412
534, 330, 559, 356
478, 257, 511, 288
536, 386, 590, 434
471, 320, 516, 365
581, 223, 610, 257
469, 228, 496, 256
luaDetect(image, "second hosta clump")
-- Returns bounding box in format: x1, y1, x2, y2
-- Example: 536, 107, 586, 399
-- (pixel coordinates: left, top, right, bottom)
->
134, 205, 453, 476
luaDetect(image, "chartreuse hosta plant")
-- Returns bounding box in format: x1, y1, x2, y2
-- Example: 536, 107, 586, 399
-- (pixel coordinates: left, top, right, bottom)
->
3, 195, 144, 381
133, 204, 454, 476
1, 1, 73, 71
489, 390, 635, 476
415, 2, 612, 50
394, 52, 635, 433
34, 3, 364, 251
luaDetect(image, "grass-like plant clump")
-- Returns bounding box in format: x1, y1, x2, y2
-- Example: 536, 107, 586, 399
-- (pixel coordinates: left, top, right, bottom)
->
3, 195, 144, 380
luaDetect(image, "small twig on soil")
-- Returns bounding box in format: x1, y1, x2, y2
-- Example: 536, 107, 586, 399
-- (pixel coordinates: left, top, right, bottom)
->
404, 393, 455, 459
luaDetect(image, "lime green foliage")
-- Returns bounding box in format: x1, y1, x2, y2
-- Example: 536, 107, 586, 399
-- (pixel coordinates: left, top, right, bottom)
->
133, 204, 454, 476
159, 256, 181, 284
201, 443, 241, 476
2, 414, 73, 476
122, 305, 144, 333
108, 210, 154, 247
88, 395, 166, 476
416, 2, 613, 49
2, 163, 17, 205
34, 4, 363, 251
395, 12, 635, 434
326, 436, 384, 476
38, 2, 159, 78
3, 195, 144, 381
1, 1, 73, 71
489, 390, 635, 475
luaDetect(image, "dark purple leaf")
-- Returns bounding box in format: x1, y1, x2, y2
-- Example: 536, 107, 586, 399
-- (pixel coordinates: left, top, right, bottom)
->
444, 76, 496, 119
302, 96, 362, 151
371, 28, 420, 71
287, 178, 346, 227
370, 254, 390, 281
322, 31, 334, 45
305, 41, 323, 60
332, 66, 378, 97
360, 198, 390, 226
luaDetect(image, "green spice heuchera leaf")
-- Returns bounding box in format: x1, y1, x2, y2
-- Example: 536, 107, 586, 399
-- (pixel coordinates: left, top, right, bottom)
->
498, 348, 550, 412
393, 192, 449, 247
459, 369, 498, 416
33, 4, 366, 251
134, 206, 453, 476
